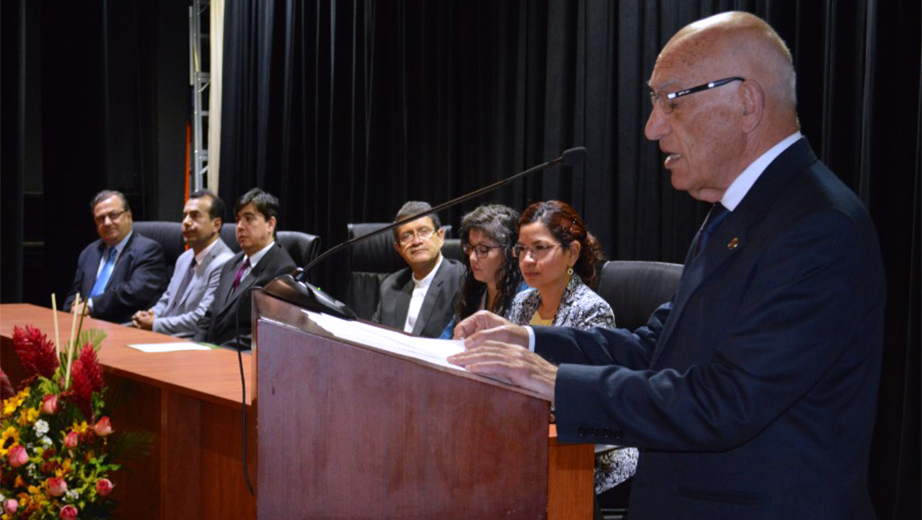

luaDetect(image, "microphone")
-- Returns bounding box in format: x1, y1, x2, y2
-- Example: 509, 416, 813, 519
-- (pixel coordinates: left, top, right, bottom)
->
261, 147, 589, 319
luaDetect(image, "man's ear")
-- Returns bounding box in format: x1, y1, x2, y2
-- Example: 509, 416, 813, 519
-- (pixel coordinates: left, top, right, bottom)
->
739, 79, 765, 133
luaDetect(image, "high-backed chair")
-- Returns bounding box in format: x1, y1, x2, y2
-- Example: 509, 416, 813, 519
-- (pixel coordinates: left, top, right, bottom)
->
594, 260, 684, 332
219, 223, 321, 270
132, 221, 185, 279
593, 259, 683, 519
343, 223, 456, 321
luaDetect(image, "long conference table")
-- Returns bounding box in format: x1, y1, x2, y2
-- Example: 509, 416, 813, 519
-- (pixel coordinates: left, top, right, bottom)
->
0, 303, 591, 519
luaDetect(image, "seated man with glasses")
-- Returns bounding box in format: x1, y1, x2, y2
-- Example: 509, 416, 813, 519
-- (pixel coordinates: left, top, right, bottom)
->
64, 190, 167, 323
372, 201, 464, 338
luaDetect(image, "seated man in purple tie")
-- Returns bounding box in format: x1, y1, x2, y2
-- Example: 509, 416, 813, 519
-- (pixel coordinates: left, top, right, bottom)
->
64, 190, 167, 323
194, 188, 296, 349
130, 190, 235, 338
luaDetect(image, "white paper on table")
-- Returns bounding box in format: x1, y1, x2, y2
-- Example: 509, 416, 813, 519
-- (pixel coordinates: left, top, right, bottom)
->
307, 310, 466, 371
126, 342, 213, 353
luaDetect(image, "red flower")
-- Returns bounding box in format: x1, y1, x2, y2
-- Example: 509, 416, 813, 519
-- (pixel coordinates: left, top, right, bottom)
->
12, 325, 59, 381
93, 416, 113, 437
75, 344, 105, 392
48, 476, 67, 497
64, 431, 79, 449
8, 445, 28, 468
42, 394, 59, 415
60, 504, 78, 520
96, 478, 114, 497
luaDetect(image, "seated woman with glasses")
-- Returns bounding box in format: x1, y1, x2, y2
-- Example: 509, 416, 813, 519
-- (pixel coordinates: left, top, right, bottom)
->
440, 204, 526, 338
508, 200, 613, 330
507, 200, 636, 497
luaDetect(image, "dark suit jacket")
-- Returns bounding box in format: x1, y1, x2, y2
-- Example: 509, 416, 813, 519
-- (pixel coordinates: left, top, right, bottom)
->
372, 257, 464, 338
63, 232, 167, 324
194, 243, 296, 349
534, 139, 885, 519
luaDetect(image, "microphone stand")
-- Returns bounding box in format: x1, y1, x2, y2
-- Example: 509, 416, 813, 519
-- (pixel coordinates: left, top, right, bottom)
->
261, 147, 588, 319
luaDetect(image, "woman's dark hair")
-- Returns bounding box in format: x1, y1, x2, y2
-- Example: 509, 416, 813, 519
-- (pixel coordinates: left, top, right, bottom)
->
519, 200, 605, 287
455, 204, 524, 320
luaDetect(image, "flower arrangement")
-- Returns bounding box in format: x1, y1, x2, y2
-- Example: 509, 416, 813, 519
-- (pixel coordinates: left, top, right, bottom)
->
1, 296, 121, 520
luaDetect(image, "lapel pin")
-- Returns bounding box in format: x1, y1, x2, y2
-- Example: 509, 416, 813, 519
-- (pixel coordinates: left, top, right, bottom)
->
728, 237, 739, 250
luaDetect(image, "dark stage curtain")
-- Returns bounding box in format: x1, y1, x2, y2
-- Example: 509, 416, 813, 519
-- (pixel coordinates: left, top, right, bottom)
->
218, 1, 919, 517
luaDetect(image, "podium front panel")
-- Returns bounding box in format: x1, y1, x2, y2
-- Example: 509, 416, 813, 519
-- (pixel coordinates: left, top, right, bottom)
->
256, 317, 550, 519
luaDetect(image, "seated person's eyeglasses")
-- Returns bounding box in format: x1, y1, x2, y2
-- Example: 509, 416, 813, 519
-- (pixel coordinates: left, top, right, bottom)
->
462, 242, 503, 259
511, 243, 563, 260
398, 227, 436, 245
649, 77, 745, 115
94, 209, 128, 225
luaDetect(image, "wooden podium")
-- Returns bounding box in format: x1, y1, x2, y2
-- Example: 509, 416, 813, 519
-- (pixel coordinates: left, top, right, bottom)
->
253, 292, 588, 519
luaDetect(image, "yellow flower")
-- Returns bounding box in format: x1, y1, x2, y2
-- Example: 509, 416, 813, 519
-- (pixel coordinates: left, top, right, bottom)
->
57, 458, 73, 476
14, 475, 26, 488
17, 407, 40, 426
2, 388, 29, 416
0, 426, 20, 457
71, 421, 89, 434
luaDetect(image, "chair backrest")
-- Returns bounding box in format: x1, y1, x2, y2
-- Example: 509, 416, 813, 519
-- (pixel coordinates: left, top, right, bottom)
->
595, 260, 684, 331
219, 223, 321, 268
132, 221, 185, 279
343, 223, 456, 320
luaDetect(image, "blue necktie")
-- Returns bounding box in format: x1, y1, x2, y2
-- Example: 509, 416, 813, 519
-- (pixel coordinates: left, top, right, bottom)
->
695, 203, 729, 256
91, 247, 117, 298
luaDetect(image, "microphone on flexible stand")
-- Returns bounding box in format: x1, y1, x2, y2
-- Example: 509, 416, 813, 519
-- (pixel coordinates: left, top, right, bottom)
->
261, 146, 589, 319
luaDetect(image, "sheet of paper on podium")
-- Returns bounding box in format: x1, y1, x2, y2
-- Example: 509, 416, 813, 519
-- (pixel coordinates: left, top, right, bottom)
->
307, 310, 465, 371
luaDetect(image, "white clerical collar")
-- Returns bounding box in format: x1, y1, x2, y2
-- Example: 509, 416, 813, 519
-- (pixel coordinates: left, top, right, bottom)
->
721, 132, 802, 211
412, 254, 443, 289
246, 240, 276, 268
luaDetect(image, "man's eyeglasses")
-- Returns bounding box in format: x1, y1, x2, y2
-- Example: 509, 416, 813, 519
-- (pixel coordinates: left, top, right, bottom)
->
398, 227, 436, 245
94, 209, 128, 225
649, 77, 745, 115
511, 243, 563, 260
462, 242, 503, 259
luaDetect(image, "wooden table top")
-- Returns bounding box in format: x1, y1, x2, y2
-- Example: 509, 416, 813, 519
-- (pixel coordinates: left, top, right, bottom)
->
0, 304, 253, 409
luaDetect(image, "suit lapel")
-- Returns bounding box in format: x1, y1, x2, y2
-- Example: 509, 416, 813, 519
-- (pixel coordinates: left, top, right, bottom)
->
394, 276, 413, 329
213, 252, 245, 316
650, 139, 818, 366
171, 251, 197, 311
83, 241, 106, 296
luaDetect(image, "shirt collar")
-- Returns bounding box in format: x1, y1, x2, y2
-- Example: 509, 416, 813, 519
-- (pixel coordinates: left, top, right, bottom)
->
721, 132, 802, 211
412, 254, 443, 288
108, 230, 133, 257
193, 238, 220, 266
246, 240, 276, 268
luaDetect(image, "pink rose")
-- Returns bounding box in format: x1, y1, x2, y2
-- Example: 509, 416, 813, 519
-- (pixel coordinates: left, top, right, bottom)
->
95, 478, 114, 497
64, 431, 79, 449
2, 499, 18, 514
48, 476, 68, 497
42, 394, 59, 415
8, 445, 28, 468
60, 504, 78, 520
93, 416, 113, 437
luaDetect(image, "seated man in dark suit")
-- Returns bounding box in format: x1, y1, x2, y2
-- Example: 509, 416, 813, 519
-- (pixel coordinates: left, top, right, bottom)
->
64, 190, 166, 323
372, 201, 464, 338
130, 190, 235, 338
194, 188, 296, 349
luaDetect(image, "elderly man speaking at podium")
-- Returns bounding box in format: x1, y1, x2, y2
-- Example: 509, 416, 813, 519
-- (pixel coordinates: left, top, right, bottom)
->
450, 12, 885, 520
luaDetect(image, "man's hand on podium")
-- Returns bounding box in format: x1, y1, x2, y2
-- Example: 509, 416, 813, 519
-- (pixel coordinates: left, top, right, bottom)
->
451, 310, 528, 346
448, 311, 556, 403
